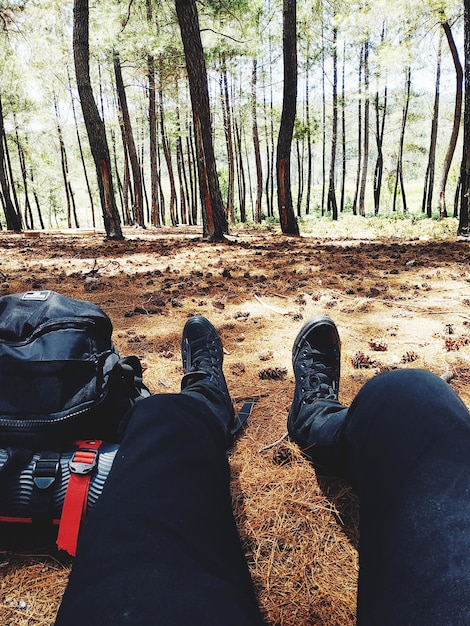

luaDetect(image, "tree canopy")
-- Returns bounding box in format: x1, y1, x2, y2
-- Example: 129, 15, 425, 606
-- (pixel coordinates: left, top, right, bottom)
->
0, 0, 465, 235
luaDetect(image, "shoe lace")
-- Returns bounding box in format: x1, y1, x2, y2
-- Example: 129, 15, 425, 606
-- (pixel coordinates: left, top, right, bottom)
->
187, 335, 220, 373
300, 347, 337, 403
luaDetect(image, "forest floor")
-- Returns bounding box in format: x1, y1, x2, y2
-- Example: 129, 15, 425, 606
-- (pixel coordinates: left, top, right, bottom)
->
1, 224, 470, 625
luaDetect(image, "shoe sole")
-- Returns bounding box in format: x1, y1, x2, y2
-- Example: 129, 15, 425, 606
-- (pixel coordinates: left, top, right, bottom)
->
292, 316, 341, 365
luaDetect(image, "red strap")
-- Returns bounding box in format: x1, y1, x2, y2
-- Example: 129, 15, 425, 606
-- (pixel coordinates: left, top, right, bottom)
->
56, 440, 101, 556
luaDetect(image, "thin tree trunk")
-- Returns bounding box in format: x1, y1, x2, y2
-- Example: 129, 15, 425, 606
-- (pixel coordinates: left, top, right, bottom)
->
393, 67, 411, 213
352, 46, 363, 216
0, 89, 21, 231
54, 95, 74, 228
252, 58, 263, 223
220, 56, 235, 224
276, 0, 299, 235
113, 51, 144, 227
458, 0, 470, 235
73, 0, 122, 239
437, 21, 463, 218
175, 79, 188, 224
358, 40, 369, 216
422, 31, 442, 218
159, 57, 177, 226
68, 66, 95, 227
234, 115, 246, 222
373, 26, 387, 216
340, 40, 346, 213
14, 117, 33, 229
306, 49, 313, 215
327, 26, 338, 220
321, 23, 326, 215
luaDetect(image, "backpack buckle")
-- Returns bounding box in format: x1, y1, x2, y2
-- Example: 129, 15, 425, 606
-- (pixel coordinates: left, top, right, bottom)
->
33, 452, 60, 490
69, 448, 98, 475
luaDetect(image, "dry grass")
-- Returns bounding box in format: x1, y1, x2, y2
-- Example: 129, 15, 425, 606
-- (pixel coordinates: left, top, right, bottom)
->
1, 225, 470, 625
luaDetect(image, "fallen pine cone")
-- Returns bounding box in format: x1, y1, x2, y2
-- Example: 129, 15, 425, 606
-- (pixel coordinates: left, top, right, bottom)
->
351, 352, 378, 369
259, 367, 288, 380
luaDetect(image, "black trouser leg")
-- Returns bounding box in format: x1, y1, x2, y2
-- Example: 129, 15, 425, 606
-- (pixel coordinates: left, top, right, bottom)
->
55, 394, 265, 626
344, 369, 470, 626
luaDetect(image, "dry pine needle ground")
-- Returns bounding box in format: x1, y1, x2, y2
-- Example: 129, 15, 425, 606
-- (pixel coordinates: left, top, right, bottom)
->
2, 227, 470, 625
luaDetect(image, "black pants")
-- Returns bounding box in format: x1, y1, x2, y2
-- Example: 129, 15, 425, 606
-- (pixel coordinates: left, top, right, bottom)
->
56, 370, 470, 625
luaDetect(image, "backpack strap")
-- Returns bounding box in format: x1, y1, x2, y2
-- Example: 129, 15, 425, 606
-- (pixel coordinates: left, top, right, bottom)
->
56, 440, 101, 556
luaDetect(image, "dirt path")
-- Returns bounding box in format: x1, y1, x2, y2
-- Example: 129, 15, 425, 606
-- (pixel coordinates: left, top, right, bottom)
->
1, 228, 470, 625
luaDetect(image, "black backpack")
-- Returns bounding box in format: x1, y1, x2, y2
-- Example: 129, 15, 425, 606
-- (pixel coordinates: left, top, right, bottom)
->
0, 290, 151, 554
0, 290, 150, 448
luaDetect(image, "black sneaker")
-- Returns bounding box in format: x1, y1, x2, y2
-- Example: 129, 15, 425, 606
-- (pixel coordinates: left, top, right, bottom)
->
181, 315, 233, 414
288, 316, 341, 428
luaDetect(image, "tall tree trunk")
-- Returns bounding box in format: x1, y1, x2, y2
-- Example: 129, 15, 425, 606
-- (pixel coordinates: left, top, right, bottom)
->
358, 40, 369, 216
175, 79, 188, 224
276, 0, 299, 235
393, 67, 411, 213
175, 0, 228, 240
321, 23, 327, 215
73, 0, 122, 239
54, 95, 75, 228
305, 49, 313, 215
437, 21, 463, 218
68, 66, 95, 228
147, 0, 161, 227
158, 62, 177, 226
30, 165, 45, 230
252, 58, 263, 223
0, 90, 21, 231
234, 115, 246, 222
458, 0, 470, 235
14, 117, 33, 229
352, 46, 363, 216
373, 85, 387, 215
113, 51, 144, 227
373, 26, 387, 216
219, 56, 235, 224
340, 40, 346, 213
422, 31, 442, 218
148, 53, 161, 227
327, 26, 338, 220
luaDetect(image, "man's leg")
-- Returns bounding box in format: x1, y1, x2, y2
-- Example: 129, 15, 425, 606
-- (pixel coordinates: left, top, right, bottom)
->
345, 368, 470, 626
55, 318, 265, 626
288, 317, 470, 625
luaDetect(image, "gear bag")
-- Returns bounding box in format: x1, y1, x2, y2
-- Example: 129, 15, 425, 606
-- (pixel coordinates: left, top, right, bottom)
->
0, 290, 150, 447
0, 290, 151, 554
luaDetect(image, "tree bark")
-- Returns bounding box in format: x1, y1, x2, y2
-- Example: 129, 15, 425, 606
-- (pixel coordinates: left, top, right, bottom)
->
0, 90, 21, 231
68, 66, 95, 228
422, 31, 442, 218
458, 0, 470, 235
352, 46, 363, 216
393, 67, 411, 213
327, 26, 338, 220
175, 0, 228, 240
358, 40, 369, 216
340, 40, 346, 213
438, 21, 463, 218
158, 58, 177, 226
73, 0, 122, 239
113, 51, 144, 227
276, 0, 299, 235
252, 58, 263, 223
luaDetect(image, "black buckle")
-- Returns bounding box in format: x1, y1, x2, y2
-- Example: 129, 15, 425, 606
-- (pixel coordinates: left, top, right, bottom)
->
33, 452, 60, 490
69, 448, 98, 475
